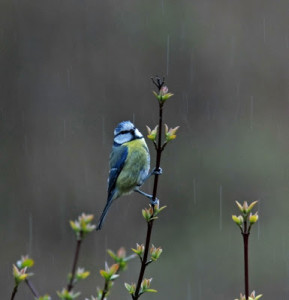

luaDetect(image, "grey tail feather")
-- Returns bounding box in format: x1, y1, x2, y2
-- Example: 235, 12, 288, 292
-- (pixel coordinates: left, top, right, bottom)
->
96, 195, 114, 231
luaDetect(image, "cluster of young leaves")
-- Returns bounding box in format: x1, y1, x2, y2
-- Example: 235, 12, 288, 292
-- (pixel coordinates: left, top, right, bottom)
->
235, 290, 262, 300
141, 204, 166, 222
125, 278, 156, 296
124, 243, 163, 296
13, 256, 34, 285
11, 255, 50, 300
70, 213, 96, 240
146, 85, 179, 154
86, 247, 136, 300
57, 266, 91, 300
232, 201, 259, 234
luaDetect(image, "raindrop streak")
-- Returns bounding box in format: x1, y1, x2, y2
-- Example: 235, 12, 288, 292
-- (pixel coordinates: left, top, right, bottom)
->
219, 185, 223, 231
166, 35, 170, 76
187, 282, 192, 300
198, 280, 202, 300
161, 0, 165, 15
193, 178, 197, 204
24, 134, 28, 156
190, 53, 194, 82
67, 67, 71, 88
230, 36, 235, 66
102, 116, 106, 145
235, 81, 241, 120
28, 213, 33, 254
206, 101, 211, 121
263, 17, 266, 43
182, 92, 189, 115
63, 119, 66, 141
250, 96, 254, 130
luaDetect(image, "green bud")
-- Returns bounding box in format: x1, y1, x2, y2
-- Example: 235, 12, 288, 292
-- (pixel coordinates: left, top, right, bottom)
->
125, 282, 136, 294
249, 212, 259, 224
13, 265, 33, 285
150, 245, 163, 261
75, 268, 90, 280
100, 263, 119, 281
140, 278, 157, 294
70, 213, 96, 239
146, 125, 158, 141
232, 215, 243, 225
57, 288, 81, 300
16, 256, 34, 269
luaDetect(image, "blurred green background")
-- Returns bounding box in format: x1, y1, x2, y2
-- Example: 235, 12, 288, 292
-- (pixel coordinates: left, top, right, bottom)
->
1, 0, 289, 299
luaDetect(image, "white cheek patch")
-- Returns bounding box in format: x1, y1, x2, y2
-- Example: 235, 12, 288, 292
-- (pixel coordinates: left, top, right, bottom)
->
134, 128, 143, 138
114, 133, 132, 144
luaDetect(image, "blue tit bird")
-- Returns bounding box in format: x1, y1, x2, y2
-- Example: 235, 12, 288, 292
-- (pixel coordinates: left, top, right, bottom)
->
96, 121, 151, 230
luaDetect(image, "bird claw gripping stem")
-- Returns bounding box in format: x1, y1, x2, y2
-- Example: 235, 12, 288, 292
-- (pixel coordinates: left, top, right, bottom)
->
151, 167, 162, 176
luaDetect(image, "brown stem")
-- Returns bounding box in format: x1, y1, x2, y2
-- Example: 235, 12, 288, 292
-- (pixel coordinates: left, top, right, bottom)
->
133, 220, 154, 299
25, 279, 40, 298
10, 285, 18, 300
242, 220, 250, 299
133, 98, 164, 299
101, 280, 109, 300
67, 232, 83, 291
152, 103, 163, 201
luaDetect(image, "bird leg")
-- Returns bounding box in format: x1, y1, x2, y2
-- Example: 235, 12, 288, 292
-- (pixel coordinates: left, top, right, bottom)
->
143, 167, 163, 183
134, 187, 159, 205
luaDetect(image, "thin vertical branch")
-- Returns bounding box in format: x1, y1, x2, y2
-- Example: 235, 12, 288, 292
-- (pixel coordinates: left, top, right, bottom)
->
67, 232, 83, 292
10, 285, 18, 300
152, 103, 163, 201
233, 201, 259, 299
101, 281, 109, 300
242, 220, 249, 299
132, 78, 165, 300
25, 279, 40, 298
133, 221, 154, 300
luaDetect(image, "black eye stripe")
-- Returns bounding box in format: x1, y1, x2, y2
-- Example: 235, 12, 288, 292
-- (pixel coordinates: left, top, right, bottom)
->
116, 129, 134, 136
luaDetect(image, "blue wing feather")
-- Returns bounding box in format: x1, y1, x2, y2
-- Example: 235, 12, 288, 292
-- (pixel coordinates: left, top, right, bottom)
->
96, 145, 128, 230
107, 145, 128, 195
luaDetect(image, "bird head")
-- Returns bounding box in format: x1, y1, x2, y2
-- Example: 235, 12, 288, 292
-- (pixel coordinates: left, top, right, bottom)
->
113, 121, 143, 145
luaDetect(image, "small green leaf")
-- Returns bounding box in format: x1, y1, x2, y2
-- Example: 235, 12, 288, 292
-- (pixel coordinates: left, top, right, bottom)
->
99, 270, 109, 280
145, 289, 157, 293
247, 201, 258, 213
57, 288, 81, 300
235, 201, 243, 212
124, 282, 135, 294
107, 249, 117, 260
21, 258, 34, 268
110, 274, 120, 280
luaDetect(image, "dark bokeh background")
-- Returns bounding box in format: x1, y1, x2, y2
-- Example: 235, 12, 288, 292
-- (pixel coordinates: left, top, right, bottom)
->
1, 0, 289, 299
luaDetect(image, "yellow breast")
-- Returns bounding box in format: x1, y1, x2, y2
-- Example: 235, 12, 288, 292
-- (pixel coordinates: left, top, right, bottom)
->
116, 138, 150, 194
